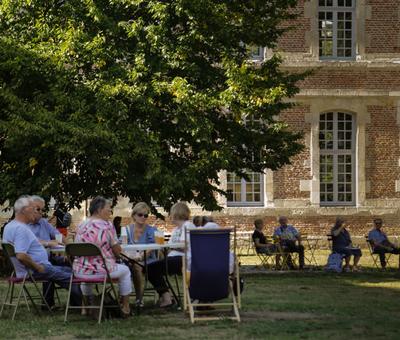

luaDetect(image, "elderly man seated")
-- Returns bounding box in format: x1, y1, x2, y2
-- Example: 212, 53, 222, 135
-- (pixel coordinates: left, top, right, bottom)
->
3, 195, 81, 310
29, 195, 66, 252
368, 218, 400, 269
273, 216, 305, 270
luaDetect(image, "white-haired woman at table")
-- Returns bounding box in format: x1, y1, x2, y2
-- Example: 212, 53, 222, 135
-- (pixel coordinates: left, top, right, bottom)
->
147, 202, 195, 307
73, 196, 132, 317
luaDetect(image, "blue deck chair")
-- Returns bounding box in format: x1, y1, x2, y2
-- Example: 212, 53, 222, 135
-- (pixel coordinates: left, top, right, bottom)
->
183, 227, 240, 323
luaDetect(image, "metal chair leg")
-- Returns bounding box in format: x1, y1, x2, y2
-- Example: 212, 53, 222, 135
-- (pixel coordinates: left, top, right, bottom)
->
64, 275, 73, 322
0, 281, 12, 317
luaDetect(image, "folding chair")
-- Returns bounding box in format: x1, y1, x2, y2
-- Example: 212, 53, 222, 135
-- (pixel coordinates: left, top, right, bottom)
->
0, 243, 51, 320
255, 236, 285, 270
183, 227, 240, 323
64, 243, 121, 324
365, 236, 394, 270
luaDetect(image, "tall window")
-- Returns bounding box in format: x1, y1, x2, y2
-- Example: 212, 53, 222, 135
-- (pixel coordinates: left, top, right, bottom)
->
227, 171, 264, 206
318, 0, 355, 59
319, 112, 355, 205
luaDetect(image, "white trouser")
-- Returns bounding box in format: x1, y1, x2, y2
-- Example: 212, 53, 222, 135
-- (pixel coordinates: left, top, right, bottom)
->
79, 264, 132, 296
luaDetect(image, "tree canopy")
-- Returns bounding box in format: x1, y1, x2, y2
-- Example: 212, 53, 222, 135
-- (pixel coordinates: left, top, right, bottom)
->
0, 0, 305, 213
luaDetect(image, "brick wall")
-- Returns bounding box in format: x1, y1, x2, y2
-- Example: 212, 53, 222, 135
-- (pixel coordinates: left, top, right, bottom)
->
274, 105, 311, 199
299, 68, 400, 91
366, 105, 400, 199
365, 0, 400, 54
277, 0, 310, 53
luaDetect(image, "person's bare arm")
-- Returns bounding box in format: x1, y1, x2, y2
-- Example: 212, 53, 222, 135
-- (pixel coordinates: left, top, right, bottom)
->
112, 243, 122, 257
39, 240, 59, 248
15, 253, 45, 273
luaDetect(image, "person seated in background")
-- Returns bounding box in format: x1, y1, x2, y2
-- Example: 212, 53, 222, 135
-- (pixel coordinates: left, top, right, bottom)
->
331, 217, 362, 272
252, 219, 278, 254
273, 216, 305, 270
29, 195, 69, 307
368, 218, 400, 269
113, 216, 122, 238
193, 216, 202, 227
3, 195, 81, 310
74, 196, 131, 317
147, 202, 195, 308
124, 202, 157, 307
193, 216, 214, 227
29, 195, 66, 250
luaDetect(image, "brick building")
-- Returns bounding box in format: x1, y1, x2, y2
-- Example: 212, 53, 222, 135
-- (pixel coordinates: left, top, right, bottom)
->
204, 0, 400, 236
2, 1, 398, 237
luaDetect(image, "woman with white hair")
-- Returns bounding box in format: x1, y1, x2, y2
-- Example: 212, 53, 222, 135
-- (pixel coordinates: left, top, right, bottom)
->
73, 196, 132, 317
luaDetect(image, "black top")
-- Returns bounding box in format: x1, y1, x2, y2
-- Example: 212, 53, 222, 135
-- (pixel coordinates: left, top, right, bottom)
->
53, 209, 66, 229
252, 229, 267, 245
331, 226, 352, 250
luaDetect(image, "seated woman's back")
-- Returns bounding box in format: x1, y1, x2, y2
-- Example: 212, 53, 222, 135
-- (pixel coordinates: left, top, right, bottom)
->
74, 218, 118, 275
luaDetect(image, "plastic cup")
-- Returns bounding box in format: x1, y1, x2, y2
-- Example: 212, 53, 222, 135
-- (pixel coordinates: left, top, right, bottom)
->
55, 234, 63, 243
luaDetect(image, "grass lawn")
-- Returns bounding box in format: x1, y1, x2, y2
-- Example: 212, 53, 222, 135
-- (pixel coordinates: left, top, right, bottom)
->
0, 270, 400, 339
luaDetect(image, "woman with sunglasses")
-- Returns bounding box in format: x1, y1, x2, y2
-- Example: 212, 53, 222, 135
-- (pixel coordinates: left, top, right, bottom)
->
125, 202, 157, 307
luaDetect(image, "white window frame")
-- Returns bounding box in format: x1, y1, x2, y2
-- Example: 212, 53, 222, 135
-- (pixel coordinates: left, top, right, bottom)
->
318, 0, 356, 60
319, 111, 356, 206
226, 171, 264, 207
248, 46, 266, 62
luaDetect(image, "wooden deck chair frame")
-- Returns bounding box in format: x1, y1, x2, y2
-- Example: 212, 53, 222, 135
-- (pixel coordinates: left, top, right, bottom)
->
0, 243, 52, 320
182, 227, 240, 323
365, 236, 394, 270
64, 243, 121, 324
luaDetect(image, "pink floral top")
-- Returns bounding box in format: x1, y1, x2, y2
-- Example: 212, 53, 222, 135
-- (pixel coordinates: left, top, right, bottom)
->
73, 218, 119, 276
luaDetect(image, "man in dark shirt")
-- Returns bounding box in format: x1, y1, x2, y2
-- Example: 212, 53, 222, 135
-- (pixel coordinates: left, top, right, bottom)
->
331, 217, 362, 272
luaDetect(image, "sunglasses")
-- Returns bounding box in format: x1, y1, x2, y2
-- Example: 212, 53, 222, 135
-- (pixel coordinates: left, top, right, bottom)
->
136, 213, 149, 218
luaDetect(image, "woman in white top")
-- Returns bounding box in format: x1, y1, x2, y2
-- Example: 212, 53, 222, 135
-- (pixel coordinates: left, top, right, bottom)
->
146, 202, 194, 307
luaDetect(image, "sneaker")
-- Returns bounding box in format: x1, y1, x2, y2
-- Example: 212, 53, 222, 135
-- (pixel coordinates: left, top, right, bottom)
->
343, 266, 351, 272
135, 299, 144, 308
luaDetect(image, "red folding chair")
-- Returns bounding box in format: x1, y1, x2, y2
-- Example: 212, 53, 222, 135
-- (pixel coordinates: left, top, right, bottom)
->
64, 243, 121, 324
0, 243, 52, 320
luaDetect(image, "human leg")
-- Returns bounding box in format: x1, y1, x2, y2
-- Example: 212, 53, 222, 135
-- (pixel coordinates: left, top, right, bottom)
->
132, 263, 144, 304
373, 245, 387, 268
34, 264, 82, 306
109, 264, 132, 313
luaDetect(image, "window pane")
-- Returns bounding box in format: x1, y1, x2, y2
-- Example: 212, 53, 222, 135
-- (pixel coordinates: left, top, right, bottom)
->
320, 112, 354, 205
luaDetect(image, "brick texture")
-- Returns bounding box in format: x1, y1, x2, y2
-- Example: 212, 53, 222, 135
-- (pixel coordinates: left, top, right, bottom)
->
299, 68, 400, 91
273, 105, 311, 199
277, 1, 310, 53
366, 105, 400, 199
365, 0, 400, 53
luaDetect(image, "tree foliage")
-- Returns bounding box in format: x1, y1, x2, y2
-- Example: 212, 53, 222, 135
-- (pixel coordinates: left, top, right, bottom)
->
0, 0, 305, 212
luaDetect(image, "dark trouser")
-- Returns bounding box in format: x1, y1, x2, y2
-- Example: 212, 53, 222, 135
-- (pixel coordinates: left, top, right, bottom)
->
42, 255, 71, 306
373, 246, 400, 267
147, 256, 182, 294
283, 242, 305, 268
34, 264, 81, 307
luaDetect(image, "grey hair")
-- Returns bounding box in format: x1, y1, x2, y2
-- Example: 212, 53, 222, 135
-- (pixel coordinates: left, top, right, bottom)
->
14, 195, 33, 213
89, 196, 112, 216
31, 195, 45, 204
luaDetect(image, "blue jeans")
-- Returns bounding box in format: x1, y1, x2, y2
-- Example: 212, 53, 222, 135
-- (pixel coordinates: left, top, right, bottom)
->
34, 264, 82, 307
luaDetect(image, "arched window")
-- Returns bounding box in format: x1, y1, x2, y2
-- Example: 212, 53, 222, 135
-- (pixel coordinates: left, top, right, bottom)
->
319, 112, 355, 205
